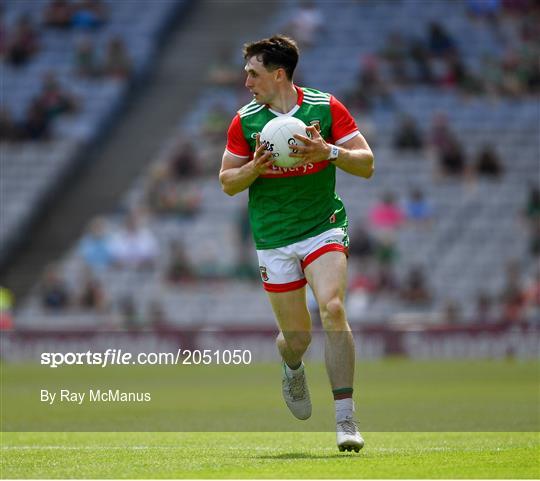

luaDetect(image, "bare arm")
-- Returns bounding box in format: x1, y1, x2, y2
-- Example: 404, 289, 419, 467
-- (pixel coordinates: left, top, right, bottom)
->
219, 134, 274, 196
331, 133, 374, 178
291, 126, 375, 179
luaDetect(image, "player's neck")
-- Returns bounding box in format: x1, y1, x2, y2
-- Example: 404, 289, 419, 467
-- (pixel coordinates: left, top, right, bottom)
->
268, 83, 297, 114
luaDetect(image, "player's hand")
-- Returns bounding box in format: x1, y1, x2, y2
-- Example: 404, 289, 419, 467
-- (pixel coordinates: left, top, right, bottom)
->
289, 126, 331, 165
252, 133, 275, 175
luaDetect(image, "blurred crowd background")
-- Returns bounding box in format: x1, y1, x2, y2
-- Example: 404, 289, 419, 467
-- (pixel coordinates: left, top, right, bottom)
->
1, 0, 539, 331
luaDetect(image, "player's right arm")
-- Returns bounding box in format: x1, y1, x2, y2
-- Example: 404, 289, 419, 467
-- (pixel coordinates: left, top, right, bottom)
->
219, 114, 273, 196
219, 139, 273, 196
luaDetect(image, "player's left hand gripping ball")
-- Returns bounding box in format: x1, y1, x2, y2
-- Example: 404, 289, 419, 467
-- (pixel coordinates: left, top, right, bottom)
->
289, 125, 331, 164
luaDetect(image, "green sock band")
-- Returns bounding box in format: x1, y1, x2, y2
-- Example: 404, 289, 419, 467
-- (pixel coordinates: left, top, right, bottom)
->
333, 387, 353, 400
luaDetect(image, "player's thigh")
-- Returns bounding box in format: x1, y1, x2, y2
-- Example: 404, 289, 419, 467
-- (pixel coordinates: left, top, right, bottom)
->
266, 287, 312, 332
304, 251, 348, 309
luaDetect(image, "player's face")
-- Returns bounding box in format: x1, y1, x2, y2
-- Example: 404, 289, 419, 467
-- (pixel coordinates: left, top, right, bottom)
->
244, 56, 278, 105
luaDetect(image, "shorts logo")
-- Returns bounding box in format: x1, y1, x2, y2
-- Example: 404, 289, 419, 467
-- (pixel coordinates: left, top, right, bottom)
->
259, 266, 269, 282
329, 213, 336, 224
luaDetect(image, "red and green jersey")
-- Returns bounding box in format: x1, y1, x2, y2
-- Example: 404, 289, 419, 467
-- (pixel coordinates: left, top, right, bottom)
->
225, 86, 359, 250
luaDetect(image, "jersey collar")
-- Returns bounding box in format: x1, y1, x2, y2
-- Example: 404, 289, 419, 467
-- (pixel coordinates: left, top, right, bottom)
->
267, 85, 304, 117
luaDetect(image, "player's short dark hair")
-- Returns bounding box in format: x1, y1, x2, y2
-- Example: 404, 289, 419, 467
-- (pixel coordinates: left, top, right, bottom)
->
243, 35, 299, 80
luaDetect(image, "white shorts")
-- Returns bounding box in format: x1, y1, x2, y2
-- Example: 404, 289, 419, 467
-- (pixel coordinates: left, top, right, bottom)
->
256, 227, 349, 293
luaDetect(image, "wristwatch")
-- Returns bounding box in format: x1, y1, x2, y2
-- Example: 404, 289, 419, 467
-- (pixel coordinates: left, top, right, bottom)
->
328, 144, 339, 161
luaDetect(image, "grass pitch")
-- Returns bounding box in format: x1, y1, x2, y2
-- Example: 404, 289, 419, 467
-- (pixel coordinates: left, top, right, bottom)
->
1, 359, 539, 478
2, 431, 539, 478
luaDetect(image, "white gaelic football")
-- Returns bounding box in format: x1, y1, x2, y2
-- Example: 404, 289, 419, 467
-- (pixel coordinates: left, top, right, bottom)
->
260, 116, 308, 168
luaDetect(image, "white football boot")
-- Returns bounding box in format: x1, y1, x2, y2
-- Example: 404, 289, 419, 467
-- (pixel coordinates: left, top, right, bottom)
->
281, 362, 312, 420
336, 416, 364, 452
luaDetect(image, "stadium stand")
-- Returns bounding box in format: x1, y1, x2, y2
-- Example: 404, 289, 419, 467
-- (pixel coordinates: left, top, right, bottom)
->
7, 0, 540, 328
0, 0, 187, 264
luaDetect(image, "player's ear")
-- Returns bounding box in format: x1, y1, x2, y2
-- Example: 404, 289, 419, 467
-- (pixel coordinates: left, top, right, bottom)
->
275, 68, 287, 82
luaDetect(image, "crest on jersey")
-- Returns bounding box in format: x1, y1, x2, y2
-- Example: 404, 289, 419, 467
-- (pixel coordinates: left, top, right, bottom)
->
259, 266, 269, 282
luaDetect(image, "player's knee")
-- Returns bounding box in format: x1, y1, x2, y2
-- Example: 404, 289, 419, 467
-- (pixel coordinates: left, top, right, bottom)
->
287, 331, 311, 355
320, 297, 346, 328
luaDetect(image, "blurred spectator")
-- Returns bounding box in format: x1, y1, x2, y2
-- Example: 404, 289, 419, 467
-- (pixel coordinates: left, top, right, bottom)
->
481, 54, 504, 96
474, 146, 504, 178
0, 9, 6, 58
523, 185, 540, 228
40, 264, 71, 310
380, 32, 410, 85
467, 0, 502, 18
71, 0, 107, 30
77, 267, 107, 311
443, 52, 479, 92
409, 37, 433, 83
0, 108, 21, 142
0, 286, 14, 330
103, 36, 132, 79
357, 55, 393, 110
74, 35, 100, 78
368, 192, 405, 234
349, 224, 375, 262
472, 291, 494, 323
20, 100, 51, 141
405, 188, 433, 223
499, 260, 526, 322
44, 0, 73, 29
169, 142, 199, 179
374, 233, 399, 268
203, 104, 230, 143
145, 163, 201, 217
108, 211, 159, 270
523, 185, 540, 256
118, 294, 142, 330
234, 207, 258, 280
400, 266, 432, 305
147, 300, 169, 330
522, 267, 540, 323
500, 49, 526, 96
438, 136, 467, 177
347, 269, 378, 319
207, 48, 242, 87
429, 113, 456, 152
442, 299, 462, 324
6, 14, 39, 66
35, 73, 78, 120
165, 240, 194, 283
77, 217, 113, 272
528, 220, 540, 257
285, 1, 323, 49
374, 264, 399, 294
393, 114, 423, 150
427, 22, 456, 57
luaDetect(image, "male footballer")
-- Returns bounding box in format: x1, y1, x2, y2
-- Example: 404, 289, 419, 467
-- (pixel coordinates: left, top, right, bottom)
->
219, 35, 374, 452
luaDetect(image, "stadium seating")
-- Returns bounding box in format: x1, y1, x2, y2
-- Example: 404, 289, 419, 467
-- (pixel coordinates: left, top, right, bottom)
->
1, 0, 187, 261
12, 0, 539, 327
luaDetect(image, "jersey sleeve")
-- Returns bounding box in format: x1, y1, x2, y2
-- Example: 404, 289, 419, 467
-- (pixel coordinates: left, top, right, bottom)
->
225, 114, 251, 158
330, 96, 360, 145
